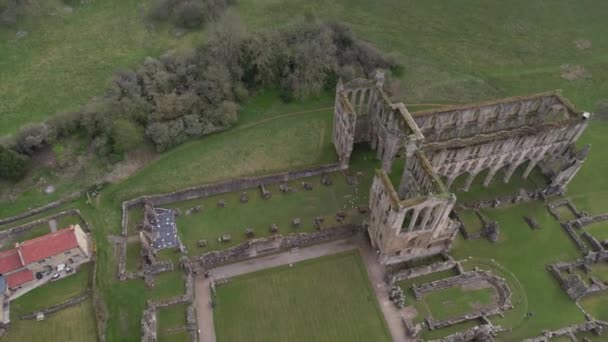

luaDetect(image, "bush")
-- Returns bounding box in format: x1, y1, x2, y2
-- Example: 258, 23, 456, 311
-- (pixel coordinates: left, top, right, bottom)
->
0, 145, 27, 181
14, 122, 56, 155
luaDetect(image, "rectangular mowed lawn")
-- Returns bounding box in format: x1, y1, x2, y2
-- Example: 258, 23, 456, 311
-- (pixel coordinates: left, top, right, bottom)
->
213, 251, 391, 342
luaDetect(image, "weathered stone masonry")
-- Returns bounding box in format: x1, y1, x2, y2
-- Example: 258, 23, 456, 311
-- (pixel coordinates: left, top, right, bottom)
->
333, 73, 590, 264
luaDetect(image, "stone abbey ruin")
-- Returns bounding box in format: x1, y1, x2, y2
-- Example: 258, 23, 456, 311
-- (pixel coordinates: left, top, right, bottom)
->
333, 72, 590, 264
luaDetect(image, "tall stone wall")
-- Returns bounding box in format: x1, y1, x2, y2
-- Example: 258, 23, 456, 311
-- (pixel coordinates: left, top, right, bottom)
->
189, 224, 362, 270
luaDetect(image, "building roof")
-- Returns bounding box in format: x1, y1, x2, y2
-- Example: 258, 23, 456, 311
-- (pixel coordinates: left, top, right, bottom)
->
7, 269, 33, 289
17, 225, 80, 265
0, 249, 24, 274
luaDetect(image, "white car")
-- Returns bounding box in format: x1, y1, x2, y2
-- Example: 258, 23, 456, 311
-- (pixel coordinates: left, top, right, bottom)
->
51, 273, 60, 280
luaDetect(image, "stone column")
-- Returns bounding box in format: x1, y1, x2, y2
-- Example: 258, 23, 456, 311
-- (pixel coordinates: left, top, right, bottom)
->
483, 167, 498, 187
408, 209, 420, 232
522, 159, 538, 179
502, 161, 520, 183
463, 173, 476, 192
446, 175, 457, 190
420, 206, 433, 231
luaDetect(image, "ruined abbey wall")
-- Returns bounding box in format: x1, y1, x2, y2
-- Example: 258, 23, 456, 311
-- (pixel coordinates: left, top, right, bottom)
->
332, 73, 590, 264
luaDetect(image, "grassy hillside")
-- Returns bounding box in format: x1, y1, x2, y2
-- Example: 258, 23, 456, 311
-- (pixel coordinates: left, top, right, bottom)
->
0, 0, 201, 136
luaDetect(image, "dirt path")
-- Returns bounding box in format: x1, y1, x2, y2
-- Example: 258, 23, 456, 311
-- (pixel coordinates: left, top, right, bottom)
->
194, 236, 413, 342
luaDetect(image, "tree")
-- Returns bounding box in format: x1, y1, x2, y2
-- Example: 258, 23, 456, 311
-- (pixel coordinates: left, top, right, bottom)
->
111, 119, 144, 153
0, 145, 27, 181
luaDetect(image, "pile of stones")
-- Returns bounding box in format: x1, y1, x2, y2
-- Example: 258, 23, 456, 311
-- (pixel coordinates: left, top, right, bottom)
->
389, 286, 406, 308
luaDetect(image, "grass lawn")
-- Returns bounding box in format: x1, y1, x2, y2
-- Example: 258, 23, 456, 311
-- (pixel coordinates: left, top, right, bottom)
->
456, 209, 483, 235
164, 149, 376, 254
159, 331, 191, 342
2, 299, 98, 342
111, 107, 338, 202
451, 201, 586, 340
126, 241, 142, 273
158, 303, 188, 332
10, 263, 91, 317
424, 286, 496, 321
214, 251, 391, 342
584, 221, 608, 242
148, 271, 186, 300
554, 205, 578, 222
580, 293, 608, 322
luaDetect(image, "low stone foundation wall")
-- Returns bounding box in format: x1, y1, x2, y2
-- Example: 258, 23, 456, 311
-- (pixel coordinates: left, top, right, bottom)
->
189, 224, 362, 270
20, 292, 89, 320
0, 208, 88, 242
387, 259, 458, 285
413, 271, 513, 330
546, 198, 584, 222
427, 322, 504, 342
0, 190, 84, 227
522, 321, 605, 342
454, 209, 499, 242
461, 186, 561, 210
548, 252, 608, 300
141, 263, 196, 342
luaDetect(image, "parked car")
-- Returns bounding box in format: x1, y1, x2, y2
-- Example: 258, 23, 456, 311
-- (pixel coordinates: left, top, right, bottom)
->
51, 273, 60, 280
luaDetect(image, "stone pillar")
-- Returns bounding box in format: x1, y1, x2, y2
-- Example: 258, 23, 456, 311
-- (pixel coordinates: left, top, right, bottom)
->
502, 161, 520, 183
420, 206, 433, 231
463, 173, 476, 192
522, 159, 538, 179
446, 175, 457, 190
429, 205, 445, 231
408, 209, 420, 232
483, 167, 498, 187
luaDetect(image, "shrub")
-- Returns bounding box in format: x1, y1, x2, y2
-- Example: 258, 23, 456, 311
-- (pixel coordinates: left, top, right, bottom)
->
0, 145, 27, 181
14, 122, 56, 155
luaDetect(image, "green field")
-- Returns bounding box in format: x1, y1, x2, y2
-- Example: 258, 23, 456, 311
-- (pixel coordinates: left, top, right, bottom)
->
2, 299, 98, 342
214, 251, 391, 342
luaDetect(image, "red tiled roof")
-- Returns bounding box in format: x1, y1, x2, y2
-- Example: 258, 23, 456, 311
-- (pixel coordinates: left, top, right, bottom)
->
7, 269, 33, 289
18, 226, 80, 265
0, 249, 23, 274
